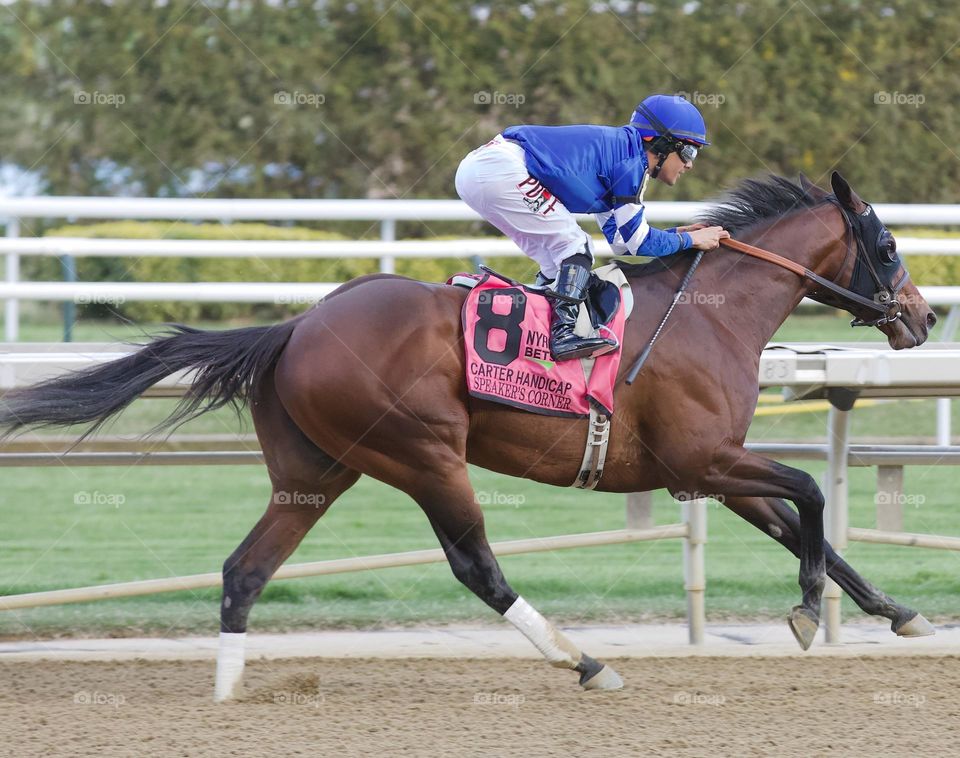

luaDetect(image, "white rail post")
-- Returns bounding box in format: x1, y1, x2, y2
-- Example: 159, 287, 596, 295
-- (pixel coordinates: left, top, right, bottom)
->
937, 399, 952, 446
4, 217, 19, 342
682, 497, 707, 645
824, 398, 852, 644
380, 218, 396, 274
876, 465, 905, 532
626, 491, 653, 529
936, 305, 960, 445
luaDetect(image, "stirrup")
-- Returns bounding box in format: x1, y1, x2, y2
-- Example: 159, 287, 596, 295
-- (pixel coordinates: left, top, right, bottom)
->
593, 324, 620, 354
552, 336, 617, 362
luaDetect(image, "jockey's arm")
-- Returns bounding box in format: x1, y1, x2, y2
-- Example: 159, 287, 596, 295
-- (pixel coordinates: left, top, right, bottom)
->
594, 203, 693, 257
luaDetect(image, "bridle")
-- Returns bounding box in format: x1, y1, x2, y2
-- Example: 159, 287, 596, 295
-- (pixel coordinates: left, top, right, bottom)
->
830, 198, 910, 327
624, 196, 909, 386
720, 197, 909, 328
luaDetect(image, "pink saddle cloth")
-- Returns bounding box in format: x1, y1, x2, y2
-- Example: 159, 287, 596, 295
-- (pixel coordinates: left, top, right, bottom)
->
456, 272, 625, 418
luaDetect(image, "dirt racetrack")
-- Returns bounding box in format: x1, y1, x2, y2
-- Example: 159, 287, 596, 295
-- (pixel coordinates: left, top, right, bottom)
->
2, 655, 958, 757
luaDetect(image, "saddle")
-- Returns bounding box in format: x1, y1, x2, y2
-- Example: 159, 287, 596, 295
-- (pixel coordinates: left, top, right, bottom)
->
449, 264, 632, 490
448, 265, 630, 416
449, 264, 632, 330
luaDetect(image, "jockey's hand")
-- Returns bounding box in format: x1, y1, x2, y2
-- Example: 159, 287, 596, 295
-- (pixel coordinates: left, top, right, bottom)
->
676, 223, 708, 234
688, 226, 730, 251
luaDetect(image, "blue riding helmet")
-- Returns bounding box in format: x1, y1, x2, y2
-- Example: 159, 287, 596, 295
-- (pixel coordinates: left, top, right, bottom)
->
628, 94, 710, 146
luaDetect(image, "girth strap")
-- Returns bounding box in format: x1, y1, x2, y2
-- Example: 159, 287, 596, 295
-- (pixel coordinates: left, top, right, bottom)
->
573, 404, 611, 490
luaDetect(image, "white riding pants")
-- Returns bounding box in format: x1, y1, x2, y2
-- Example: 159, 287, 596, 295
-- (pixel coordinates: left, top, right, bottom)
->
455, 134, 594, 280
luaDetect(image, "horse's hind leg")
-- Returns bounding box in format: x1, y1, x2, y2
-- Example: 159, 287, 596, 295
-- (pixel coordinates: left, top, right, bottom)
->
215, 368, 361, 701
723, 495, 934, 637
214, 468, 359, 701
271, 303, 619, 689
415, 469, 623, 691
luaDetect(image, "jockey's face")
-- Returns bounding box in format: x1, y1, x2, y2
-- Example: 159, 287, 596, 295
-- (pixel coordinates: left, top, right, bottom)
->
648, 149, 693, 186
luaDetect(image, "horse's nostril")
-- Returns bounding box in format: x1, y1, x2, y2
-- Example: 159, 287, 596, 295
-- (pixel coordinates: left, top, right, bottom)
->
928, 311, 938, 329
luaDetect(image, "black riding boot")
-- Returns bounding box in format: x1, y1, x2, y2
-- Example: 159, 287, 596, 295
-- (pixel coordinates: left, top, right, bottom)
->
546, 259, 617, 362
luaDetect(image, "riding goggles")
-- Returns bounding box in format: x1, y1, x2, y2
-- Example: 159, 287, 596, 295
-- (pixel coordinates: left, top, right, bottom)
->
676, 141, 699, 165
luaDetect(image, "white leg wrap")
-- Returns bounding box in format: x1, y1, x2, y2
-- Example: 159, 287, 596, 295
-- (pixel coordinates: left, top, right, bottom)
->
503, 596, 581, 669
214, 632, 247, 702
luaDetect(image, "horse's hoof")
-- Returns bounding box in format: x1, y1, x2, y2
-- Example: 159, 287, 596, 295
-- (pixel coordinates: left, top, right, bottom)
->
581, 664, 624, 691
893, 612, 935, 638
788, 606, 819, 651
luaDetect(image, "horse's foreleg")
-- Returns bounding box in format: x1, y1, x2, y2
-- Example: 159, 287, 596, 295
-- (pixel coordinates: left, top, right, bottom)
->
215, 470, 360, 702
418, 471, 623, 690
723, 495, 934, 637
699, 448, 826, 650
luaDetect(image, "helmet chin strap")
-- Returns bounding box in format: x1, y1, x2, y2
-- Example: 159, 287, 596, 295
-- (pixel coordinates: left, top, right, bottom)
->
650, 151, 668, 179
636, 103, 682, 180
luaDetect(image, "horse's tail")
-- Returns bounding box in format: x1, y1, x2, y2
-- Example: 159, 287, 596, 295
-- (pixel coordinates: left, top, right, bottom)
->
0, 318, 303, 440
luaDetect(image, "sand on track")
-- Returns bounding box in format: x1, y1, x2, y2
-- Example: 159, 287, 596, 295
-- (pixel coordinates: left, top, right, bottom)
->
1, 655, 958, 757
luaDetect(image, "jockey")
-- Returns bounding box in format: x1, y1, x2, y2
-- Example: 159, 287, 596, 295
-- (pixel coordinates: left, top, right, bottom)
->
455, 94, 729, 362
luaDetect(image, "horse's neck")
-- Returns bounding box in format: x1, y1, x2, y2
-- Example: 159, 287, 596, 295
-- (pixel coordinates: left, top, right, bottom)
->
700, 205, 845, 354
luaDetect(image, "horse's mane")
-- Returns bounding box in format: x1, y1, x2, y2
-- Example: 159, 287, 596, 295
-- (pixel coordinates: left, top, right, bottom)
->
697, 174, 822, 236
616, 174, 829, 279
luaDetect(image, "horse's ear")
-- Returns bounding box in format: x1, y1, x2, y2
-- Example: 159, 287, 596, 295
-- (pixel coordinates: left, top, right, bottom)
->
798, 172, 827, 200
830, 171, 866, 212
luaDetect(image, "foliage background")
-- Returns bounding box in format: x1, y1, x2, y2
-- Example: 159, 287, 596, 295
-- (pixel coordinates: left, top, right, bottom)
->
1, 0, 955, 204
1, 0, 958, 319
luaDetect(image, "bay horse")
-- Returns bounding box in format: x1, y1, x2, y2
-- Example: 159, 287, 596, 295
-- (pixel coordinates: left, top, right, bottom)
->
0, 172, 937, 699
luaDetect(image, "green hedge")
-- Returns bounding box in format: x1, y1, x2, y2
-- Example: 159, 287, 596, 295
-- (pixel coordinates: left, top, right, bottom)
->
891, 228, 960, 286
3, 1, 959, 205
37, 221, 542, 321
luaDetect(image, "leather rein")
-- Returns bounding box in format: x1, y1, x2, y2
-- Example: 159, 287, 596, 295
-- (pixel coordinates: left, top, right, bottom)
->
623, 201, 908, 385
719, 228, 905, 328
